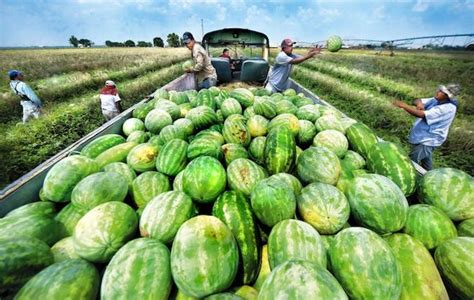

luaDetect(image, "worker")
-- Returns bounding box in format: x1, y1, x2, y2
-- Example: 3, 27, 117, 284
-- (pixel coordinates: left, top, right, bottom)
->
100, 80, 122, 121
220, 48, 235, 70
182, 32, 218, 90
393, 84, 461, 170
8, 70, 42, 123
265, 38, 321, 93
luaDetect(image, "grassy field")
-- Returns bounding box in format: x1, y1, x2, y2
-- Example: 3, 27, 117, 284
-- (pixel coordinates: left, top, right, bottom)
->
0, 47, 189, 188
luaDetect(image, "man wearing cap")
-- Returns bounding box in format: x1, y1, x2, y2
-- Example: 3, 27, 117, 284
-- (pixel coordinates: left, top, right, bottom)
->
8, 70, 42, 123
265, 39, 320, 93
393, 83, 461, 170
182, 32, 218, 90
100, 80, 122, 121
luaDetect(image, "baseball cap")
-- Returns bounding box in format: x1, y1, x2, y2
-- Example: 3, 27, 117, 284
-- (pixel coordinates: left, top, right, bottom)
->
281, 38, 296, 48
8, 70, 22, 79
438, 84, 461, 99
182, 32, 194, 44
105, 80, 116, 87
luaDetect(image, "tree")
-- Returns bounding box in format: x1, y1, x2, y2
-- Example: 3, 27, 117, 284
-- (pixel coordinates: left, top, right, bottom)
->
153, 37, 164, 47
105, 40, 112, 47
78, 38, 93, 47
125, 40, 136, 47
137, 41, 152, 47
69, 35, 79, 47
167, 33, 181, 47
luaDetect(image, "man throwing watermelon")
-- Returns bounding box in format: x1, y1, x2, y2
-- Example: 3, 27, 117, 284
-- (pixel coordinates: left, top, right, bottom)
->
265, 39, 321, 93
393, 84, 461, 170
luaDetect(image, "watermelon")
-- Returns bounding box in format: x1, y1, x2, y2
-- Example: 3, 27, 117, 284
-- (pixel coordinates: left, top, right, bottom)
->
95, 142, 138, 169
419, 168, 474, 221
43, 155, 99, 202
194, 129, 225, 145
132, 102, 154, 120
296, 146, 341, 185
341, 117, 357, 131
329, 227, 402, 299
227, 158, 267, 196
183, 156, 227, 203
247, 115, 269, 137
145, 109, 173, 134
221, 98, 242, 118
253, 97, 277, 119
126, 130, 148, 143
385, 233, 448, 300
5, 201, 56, 219
0, 237, 54, 294
156, 139, 188, 176
131, 171, 171, 208
127, 143, 159, 173
253, 244, 270, 291
71, 172, 128, 213
122, 118, 145, 136
80, 134, 125, 158
258, 260, 348, 300
193, 89, 217, 110
292, 95, 314, 108
159, 124, 187, 144
179, 103, 193, 117
346, 122, 378, 158
248, 137, 266, 165
297, 119, 317, 145
342, 150, 366, 170
170, 92, 190, 106
283, 88, 296, 97
367, 141, 417, 196
187, 138, 223, 161
171, 216, 239, 298
315, 114, 345, 133
264, 126, 296, 175
212, 191, 261, 284
182, 59, 194, 71
434, 237, 474, 299
268, 219, 326, 269
223, 115, 251, 146
51, 236, 80, 262
267, 113, 299, 135
403, 204, 457, 250
275, 100, 297, 115
270, 173, 302, 196
173, 171, 185, 191
250, 177, 296, 227
15, 259, 100, 300
186, 106, 218, 130
140, 191, 196, 244
297, 182, 350, 234
345, 174, 408, 234
313, 129, 348, 158
155, 88, 169, 100
336, 167, 367, 194
458, 218, 474, 237
230, 88, 254, 108
327, 35, 343, 52
54, 203, 85, 236
73, 202, 138, 263
156, 99, 181, 120
221, 143, 249, 165
205, 293, 243, 300
101, 238, 172, 300
233, 286, 258, 300
103, 162, 136, 191
243, 106, 256, 118
174, 118, 195, 136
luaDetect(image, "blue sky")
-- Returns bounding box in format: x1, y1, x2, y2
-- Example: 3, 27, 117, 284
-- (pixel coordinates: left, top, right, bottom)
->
0, 0, 473, 47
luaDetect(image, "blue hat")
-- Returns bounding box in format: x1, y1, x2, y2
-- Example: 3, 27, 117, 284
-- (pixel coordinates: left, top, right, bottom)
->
8, 70, 22, 79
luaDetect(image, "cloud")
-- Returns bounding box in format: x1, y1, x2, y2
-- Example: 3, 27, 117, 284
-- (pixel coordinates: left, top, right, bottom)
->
373, 5, 385, 19
297, 7, 315, 20
412, 0, 430, 12
318, 7, 341, 22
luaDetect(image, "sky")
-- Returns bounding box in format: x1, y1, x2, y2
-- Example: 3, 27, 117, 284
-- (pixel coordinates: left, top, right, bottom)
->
0, 0, 473, 47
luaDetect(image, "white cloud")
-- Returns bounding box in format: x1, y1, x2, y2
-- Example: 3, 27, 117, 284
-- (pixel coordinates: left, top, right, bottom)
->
412, 0, 430, 12
244, 5, 271, 24
297, 7, 315, 20
318, 7, 341, 23
373, 5, 385, 19
216, 4, 227, 21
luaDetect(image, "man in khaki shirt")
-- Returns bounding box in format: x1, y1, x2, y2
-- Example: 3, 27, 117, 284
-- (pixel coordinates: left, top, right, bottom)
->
182, 32, 217, 90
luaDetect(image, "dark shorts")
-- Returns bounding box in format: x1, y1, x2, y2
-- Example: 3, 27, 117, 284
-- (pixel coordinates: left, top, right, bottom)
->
409, 143, 436, 171
198, 77, 217, 90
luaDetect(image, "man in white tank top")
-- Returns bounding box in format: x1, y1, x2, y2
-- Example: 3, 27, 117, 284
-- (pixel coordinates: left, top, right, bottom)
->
99, 80, 122, 121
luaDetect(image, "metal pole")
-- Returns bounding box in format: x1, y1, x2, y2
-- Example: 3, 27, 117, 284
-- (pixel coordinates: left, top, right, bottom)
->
201, 19, 204, 39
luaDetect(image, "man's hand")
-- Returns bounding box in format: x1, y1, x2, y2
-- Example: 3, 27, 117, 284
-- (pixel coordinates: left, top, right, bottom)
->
392, 100, 407, 108
307, 46, 321, 58
414, 99, 425, 111
184, 67, 193, 73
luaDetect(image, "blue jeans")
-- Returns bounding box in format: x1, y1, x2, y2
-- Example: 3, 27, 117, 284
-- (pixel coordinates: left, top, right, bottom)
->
409, 143, 435, 170
198, 77, 217, 90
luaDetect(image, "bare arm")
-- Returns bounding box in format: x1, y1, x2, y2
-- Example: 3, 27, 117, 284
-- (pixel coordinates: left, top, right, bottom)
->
290, 46, 321, 65
393, 100, 425, 118
413, 99, 424, 110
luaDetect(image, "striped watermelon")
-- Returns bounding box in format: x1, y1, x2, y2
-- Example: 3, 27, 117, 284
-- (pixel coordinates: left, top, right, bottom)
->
186, 106, 218, 130
230, 88, 254, 108
55, 203, 85, 236
80, 134, 125, 158
73, 202, 138, 263
342, 150, 366, 170
212, 191, 261, 284
95, 142, 138, 169
233, 286, 258, 299
434, 237, 474, 299
250, 177, 296, 227
264, 126, 296, 175
327, 35, 343, 52
155, 99, 181, 120
247, 115, 269, 137
221, 98, 242, 118
179, 103, 193, 118
292, 95, 314, 108
253, 97, 277, 119
223, 116, 251, 146
155, 88, 170, 100
419, 168, 474, 221
192, 89, 217, 110
268, 113, 299, 135
5, 201, 56, 219
171, 216, 239, 298
283, 88, 296, 97
182, 156, 227, 203
253, 244, 270, 291
244, 106, 256, 118
169, 91, 189, 105
140, 191, 196, 244
51, 237, 79, 262
367, 141, 417, 196
194, 128, 225, 144
103, 162, 136, 191
43, 155, 99, 203
221, 143, 249, 165
297, 120, 317, 145
144, 109, 173, 134
101, 238, 172, 300
122, 118, 145, 136
127, 143, 159, 173
173, 171, 184, 191
458, 218, 474, 237
187, 138, 223, 161
159, 124, 187, 144
133, 102, 154, 120
313, 129, 348, 158
14, 259, 99, 300
297, 182, 350, 234
345, 174, 408, 234
248, 137, 266, 165
384, 233, 448, 300
296, 104, 320, 122
276, 100, 297, 115
346, 122, 378, 158
258, 260, 348, 300
131, 171, 171, 208
156, 139, 188, 176
0, 237, 54, 294
126, 130, 148, 144
296, 146, 341, 185
329, 227, 402, 299
270, 173, 302, 196
315, 114, 345, 133
268, 219, 326, 269
403, 204, 457, 250
174, 118, 195, 136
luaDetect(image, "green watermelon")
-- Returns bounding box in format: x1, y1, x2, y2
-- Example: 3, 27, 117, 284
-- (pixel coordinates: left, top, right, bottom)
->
329, 227, 402, 299
221, 98, 242, 118
403, 204, 457, 250
132, 102, 154, 120
103, 162, 136, 191
126, 130, 149, 143
5, 201, 56, 219
186, 106, 218, 130
297, 182, 350, 234
313, 129, 348, 158
346, 122, 378, 158
173, 171, 185, 191
43, 155, 99, 202
253, 97, 277, 119
247, 115, 269, 137
171, 216, 239, 298
54, 203, 85, 236
230, 88, 255, 108
174, 118, 195, 136
15, 259, 99, 300
270, 173, 302, 196
419, 168, 474, 221
170, 91, 190, 105
233, 286, 258, 300
187, 138, 223, 161
127, 143, 159, 173
227, 158, 267, 196
95, 142, 138, 169
458, 218, 474, 237
179, 103, 193, 118
221, 143, 249, 165
297, 119, 317, 145
140, 191, 196, 244
250, 177, 296, 227
253, 244, 270, 291
315, 114, 345, 133
275, 100, 297, 115
296, 146, 341, 185
156, 139, 188, 176
145, 109, 173, 134
0, 237, 54, 294
51, 236, 80, 262
194, 129, 225, 145
342, 150, 366, 170
296, 105, 320, 122
267, 113, 299, 135
264, 126, 296, 175
131, 171, 170, 208
182, 59, 194, 71
101, 238, 172, 300
327, 35, 343, 52
156, 99, 181, 120
212, 191, 261, 284
259, 260, 348, 300
341, 117, 357, 131
183, 156, 227, 203
80, 134, 125, 158
223, 116, 251, 146
122, 118, 145, 136
193, 89, 217, 110
243, 106, 256, 118
159, 124, 187, 144
155, 88, 170, 100
385, 233, 448, 300
345, 174, 408, 234
268, 219, 326, 269
283, 88, 297, 97
248, 137, 266, 165
73, 202, 138, 263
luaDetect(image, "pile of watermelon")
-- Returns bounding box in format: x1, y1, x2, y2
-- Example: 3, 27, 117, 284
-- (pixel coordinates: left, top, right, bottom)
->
1, 86, 473, 299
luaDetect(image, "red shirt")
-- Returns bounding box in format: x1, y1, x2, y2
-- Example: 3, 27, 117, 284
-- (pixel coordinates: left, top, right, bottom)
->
220, 53, 231, 61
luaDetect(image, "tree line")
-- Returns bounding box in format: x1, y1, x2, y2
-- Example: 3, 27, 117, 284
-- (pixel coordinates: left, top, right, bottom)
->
68, 33, 185, 48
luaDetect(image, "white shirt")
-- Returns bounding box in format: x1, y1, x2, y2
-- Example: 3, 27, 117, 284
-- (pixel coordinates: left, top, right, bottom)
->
100, 93, 121, 112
